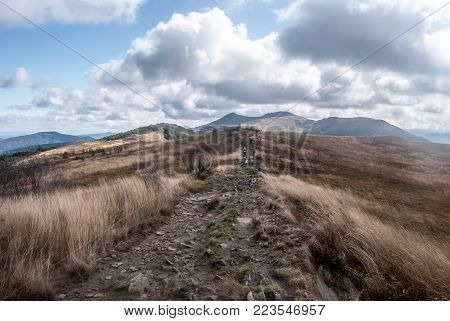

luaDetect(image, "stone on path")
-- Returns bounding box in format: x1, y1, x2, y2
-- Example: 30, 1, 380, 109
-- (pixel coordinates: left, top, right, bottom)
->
237, 217, 252, 227
111, 262, 123, 268
128, 273, 150, 296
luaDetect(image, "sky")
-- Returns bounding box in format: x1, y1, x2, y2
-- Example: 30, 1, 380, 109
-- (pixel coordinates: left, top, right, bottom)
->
0, 0, 449, 135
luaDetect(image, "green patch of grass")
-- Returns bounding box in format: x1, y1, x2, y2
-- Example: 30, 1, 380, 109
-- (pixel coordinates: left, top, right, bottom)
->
241, 247, 254, 262
237, 262, 255, 283
251, 285, 267, 300
260, 278, 282, 301
273, 241, 286, 251
273, 267, 305, 289
207, 205, 240, 259
269, 250, 289, 267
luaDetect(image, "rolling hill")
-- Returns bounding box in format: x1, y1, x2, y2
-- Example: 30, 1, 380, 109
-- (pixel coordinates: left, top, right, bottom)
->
310, 117, 426, 142
0, 132, 94, 155
245, 115, 313, 132
103, 123, 193, 141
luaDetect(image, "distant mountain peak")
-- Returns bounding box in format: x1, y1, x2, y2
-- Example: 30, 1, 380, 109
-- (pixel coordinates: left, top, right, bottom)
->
197, 111, 302, 129
262, 111, 296, 118
220, 112, 241, 119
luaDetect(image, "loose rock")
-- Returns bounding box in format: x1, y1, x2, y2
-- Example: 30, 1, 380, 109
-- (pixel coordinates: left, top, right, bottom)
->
111, 262, 123, 268
128, 273, 150, 296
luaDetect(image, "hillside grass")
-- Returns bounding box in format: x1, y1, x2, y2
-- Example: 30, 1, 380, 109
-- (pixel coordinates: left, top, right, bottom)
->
0, 174, 192, 300
264, 174, 450, 300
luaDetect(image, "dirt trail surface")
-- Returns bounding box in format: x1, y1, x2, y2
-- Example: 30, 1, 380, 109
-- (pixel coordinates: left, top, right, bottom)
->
58, 167, 321, 301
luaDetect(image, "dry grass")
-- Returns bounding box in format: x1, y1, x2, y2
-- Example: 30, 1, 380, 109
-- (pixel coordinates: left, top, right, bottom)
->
260, 133, 450, 238
215, 164, 238, 172
0, 129, 246, 300
0, 174, 192, 300
28, 129, 243, 187
264, 174, 450, 300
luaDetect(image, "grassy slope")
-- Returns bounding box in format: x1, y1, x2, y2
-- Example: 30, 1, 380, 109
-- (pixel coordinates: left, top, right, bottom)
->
260, 133, 450, 299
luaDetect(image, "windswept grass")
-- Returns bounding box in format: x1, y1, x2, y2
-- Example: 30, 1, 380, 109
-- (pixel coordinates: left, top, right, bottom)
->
0, 174, 192, 300
264, 174, 450, 300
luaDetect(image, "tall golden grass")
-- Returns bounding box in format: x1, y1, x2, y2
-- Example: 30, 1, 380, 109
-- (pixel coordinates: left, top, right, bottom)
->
0, 174, 191, 300
264, 174, 450, 300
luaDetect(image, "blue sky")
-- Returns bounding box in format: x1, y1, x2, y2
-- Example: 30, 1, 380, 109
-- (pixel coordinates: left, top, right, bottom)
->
0, 0, 449, 135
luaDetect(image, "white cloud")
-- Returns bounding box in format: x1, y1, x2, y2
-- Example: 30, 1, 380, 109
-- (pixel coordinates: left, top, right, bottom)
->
1, 67, 52, 89
89, 8, 320, 118
0, 0, 144, 26
1, 67, 33, 88
227, 0, 274, 8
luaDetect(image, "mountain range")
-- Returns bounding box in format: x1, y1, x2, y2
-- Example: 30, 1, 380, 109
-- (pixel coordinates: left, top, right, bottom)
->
0, 112, 436, 155
198, 112, 425, 142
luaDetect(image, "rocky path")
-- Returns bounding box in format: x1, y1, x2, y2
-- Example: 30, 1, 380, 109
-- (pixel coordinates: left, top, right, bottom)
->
59, 167, 320, 301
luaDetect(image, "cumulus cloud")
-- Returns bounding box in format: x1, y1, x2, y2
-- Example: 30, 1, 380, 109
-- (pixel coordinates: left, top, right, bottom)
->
0, 0, 144, 26
1, 67, 52, 89
277, 0, 450, 74
89, 8, 320, 118
16, 86, 171, 130
1, 67, 34, 88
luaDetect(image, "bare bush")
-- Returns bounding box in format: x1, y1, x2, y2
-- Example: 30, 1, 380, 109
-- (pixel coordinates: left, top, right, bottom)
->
184, 152, 217, 180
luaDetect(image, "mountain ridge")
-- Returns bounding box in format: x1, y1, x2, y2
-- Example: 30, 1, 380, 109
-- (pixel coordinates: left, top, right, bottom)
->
1, 112, 430, 156
0, 132, 94, 155
103, 123, 193, 141
198, 111, 426, 142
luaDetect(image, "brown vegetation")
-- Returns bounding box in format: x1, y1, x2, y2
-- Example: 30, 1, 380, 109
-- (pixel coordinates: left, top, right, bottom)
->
260, 133, 450, 238
264, 171, 450, 300
0, 174, 192, 300
28, 129, 243, 187
0, 128, 245, 300
260, 132, 450, 300
1, 127, 449, 300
